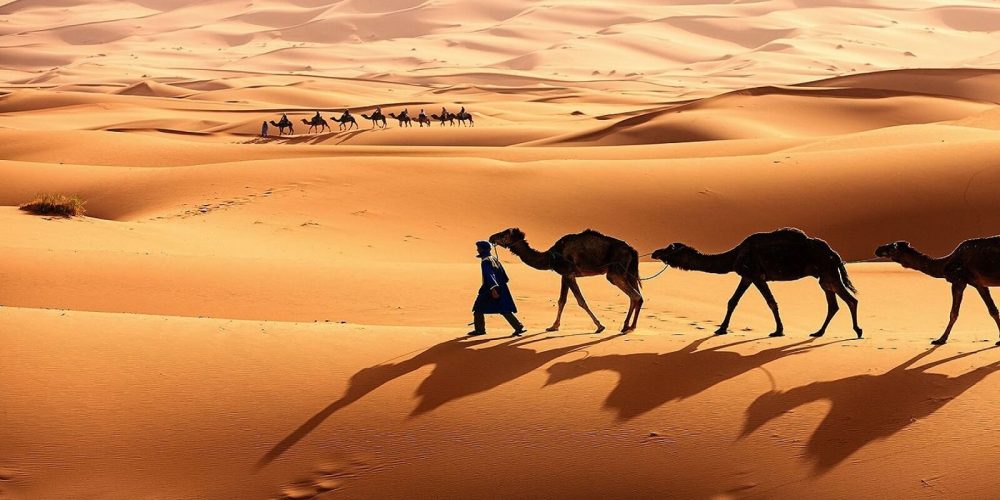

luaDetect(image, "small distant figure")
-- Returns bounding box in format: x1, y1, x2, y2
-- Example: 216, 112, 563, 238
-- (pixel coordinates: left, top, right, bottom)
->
269, 113, 294, 136
313, 110, 322, 122
417, 108, 431, 127
334, 109, 358, 130
469, 240, 525, 337
261, 120, 268, 137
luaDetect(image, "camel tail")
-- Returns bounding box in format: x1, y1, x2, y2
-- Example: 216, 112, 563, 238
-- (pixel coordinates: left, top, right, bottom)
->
838, 261, 858, 294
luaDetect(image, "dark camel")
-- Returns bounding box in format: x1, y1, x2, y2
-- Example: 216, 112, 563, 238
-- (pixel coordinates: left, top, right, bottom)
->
389, 111, 412, 127
876, 237, 1000, 345
431, 113, 455, 126
416, 114, 432, 127
652, 228, 862, 338
332, 113, 358, 130
455, 110, 474, 127
268, 119, 294, 136
361, 111, 387, 129
299, 116, 330, 134
489, 228, 643, 333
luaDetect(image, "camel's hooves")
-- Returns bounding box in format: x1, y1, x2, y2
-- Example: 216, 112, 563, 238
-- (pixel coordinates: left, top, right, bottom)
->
855, 330, 864, 339
931, 339, 947, 345
809, 332, 825, 338
769, 332, 785, 338
995, 340, 1000, 346
546, 326, 560, 332
595, 325, 606, 334
714, 328, 728, 336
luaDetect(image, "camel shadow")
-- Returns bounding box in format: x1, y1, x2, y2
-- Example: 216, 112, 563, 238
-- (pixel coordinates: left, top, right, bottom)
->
257, 332, 617, 468
741, 346, 1000, 474
546, 336, 845, 421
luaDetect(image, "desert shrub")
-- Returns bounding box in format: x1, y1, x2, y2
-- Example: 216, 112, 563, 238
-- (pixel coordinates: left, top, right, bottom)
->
19, 194, 87, 217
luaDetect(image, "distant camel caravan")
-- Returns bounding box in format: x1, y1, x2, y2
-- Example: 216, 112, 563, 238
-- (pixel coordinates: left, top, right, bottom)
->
653, 228, 862, 339
489, 228, 643, 334
264, 106, 475, 136
876, 238, 1000, 345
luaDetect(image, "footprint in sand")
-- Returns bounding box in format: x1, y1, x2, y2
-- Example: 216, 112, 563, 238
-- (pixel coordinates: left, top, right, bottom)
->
276, 459, 374, 499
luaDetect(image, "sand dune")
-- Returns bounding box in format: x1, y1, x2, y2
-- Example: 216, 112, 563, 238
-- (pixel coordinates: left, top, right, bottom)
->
3, 1, 1000, 499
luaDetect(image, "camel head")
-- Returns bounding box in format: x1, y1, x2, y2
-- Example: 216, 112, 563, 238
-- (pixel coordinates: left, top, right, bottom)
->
652, 242, 696, 267
875, 241, 911, 260
489, 228, 525, 248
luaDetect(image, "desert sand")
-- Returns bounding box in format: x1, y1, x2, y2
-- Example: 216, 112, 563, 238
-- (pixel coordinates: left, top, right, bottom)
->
3, 0, 1000, 498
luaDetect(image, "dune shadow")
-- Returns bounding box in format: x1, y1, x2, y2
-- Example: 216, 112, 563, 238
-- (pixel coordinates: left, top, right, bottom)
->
546, 336, 844, 421
742, 346, 1000, 474
257, 332, 617, 468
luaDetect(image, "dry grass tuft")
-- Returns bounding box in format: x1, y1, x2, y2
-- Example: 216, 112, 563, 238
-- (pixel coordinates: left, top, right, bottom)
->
19, 194, 87, 217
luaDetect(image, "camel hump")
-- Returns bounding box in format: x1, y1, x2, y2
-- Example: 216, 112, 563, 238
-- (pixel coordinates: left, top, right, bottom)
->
771, 227, 810, 240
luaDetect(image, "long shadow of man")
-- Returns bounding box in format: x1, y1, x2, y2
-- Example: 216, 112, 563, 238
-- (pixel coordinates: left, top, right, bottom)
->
741, 346, 1000, 473
546, 336, 844, 421
258, 333, 616, 468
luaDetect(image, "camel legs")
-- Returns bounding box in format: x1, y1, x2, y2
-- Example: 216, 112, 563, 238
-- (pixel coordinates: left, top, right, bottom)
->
568, 277, 605, 333
608, 273, 643, 333
753, 279, 784, 337
834, 283, 862, 339
547, 277, 571, 332
934, 282, 967, 345
717, 277, 752, 335
973, 285, 1000, 345
810, 288, 839, 338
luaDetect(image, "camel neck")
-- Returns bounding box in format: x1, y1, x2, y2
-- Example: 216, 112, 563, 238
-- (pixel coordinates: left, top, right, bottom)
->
506, 240, 552, 270
896, 248, 948, 279
677, 248, 737, 274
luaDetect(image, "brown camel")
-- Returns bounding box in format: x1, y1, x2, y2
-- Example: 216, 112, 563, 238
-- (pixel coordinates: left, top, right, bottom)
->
455, 110, 474, 127
876, 237, 1000, 345
300, 117, 330, 134
431, 113, 455, 126
331, 112, 358, 130
361, 111, 387, 129
652, 228, 862, 338
388, 111, 412, 127
268, 119, 294, 136
489, 228, 643, 333
416, 114, 432, 127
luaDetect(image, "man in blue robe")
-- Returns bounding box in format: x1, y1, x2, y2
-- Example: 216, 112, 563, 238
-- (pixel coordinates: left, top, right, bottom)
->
469, 241, 526, 337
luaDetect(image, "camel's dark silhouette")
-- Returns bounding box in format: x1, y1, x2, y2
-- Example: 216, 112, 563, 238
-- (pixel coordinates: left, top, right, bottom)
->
455, 110, 474, 127
388, 111, 412, 127
268, 119, 294, 136
257, 333, 615, 468
332, 112, 358, 130
415, 114, 432, 127
431, 113, 455, 126
653, 228, 862, 338
489, 228, 642, 333
547, 337, 839, 421
877, 238, 1000, 345
742, 346, 1000, 473
361, 111, 387, 129
299, 116, 330, 134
